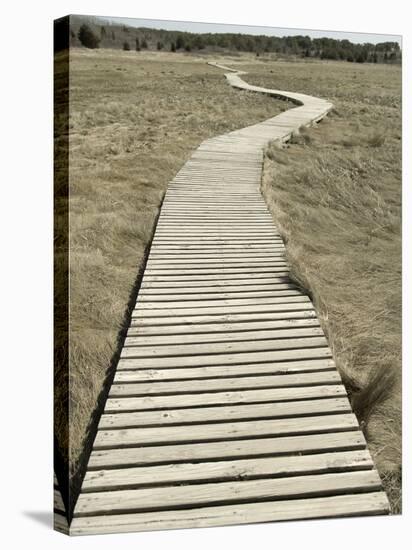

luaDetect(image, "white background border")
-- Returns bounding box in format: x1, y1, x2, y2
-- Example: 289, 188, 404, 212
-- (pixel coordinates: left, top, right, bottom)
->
0, 0, 408, 547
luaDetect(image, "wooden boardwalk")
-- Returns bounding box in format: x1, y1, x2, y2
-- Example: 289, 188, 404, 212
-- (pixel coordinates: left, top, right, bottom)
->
67, 64, 389, 535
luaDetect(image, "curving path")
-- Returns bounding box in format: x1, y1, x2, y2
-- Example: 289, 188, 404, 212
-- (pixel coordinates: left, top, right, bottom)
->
66, 63, 389, 535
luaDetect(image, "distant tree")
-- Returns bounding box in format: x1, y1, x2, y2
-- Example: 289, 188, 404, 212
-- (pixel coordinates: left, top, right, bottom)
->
123, 41, 130, 51
141, 38, 148, 49
355, 51, 366, 63
176, 36, 184, 49
157, 41, 164, 50
193, 35, 205, 50
185, 43, 192, 52
170, 42, 176, 52
347, 54, 354, 62
135, 38, 140, 51
123, 25, 129, 33
111, 30, 115, 41
78, 24, 100, 49
100, 26, 106, 38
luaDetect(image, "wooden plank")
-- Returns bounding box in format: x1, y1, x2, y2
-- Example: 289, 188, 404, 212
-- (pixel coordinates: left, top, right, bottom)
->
130, 310, 319, 327
149, 246, 284, 253
132, 301, 314, 318
110, 371, 340, 397
71, 492, 389, 534
124, 326, 324, 346
54, 489, 65, 512
82, 450, 372, 492
140, 282, 293, 293
88, 431, 367, 469
127, 317, 320, 335
114, 359, 333, 382
54, 512, 69, 534
75, 470, 381, 516
105, 385, 346, 412
100, 397, 350, 428
143, 271, 290, 282
135, 291, 302, 305
94, 414, 357, 448
145, 266, 290, 276
139, 286, 296, 299
117, 347, 332, 370
120, 336, 328, 358
148, 253, 287, 260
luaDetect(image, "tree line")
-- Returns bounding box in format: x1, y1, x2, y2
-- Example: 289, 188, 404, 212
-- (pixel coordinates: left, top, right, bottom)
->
69, 17, 401, 64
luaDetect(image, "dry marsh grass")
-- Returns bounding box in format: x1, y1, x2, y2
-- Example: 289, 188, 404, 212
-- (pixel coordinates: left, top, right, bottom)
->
243, 59, 402, 512
55, 48, 287, 509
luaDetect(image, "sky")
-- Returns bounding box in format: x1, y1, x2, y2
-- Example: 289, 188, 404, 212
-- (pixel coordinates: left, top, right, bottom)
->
97, 15, 401, 45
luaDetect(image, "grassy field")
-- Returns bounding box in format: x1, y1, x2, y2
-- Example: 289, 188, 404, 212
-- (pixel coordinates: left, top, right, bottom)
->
235, 59, 401, 511
55, 49, 401, 513
55, 48, 287, 507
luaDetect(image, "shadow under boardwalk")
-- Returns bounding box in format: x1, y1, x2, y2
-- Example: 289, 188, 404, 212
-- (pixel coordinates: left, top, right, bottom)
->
67, 67, 389, 535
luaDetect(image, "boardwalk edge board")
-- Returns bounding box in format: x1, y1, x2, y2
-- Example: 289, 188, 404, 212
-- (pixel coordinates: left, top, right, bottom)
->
65, 62, 389, 535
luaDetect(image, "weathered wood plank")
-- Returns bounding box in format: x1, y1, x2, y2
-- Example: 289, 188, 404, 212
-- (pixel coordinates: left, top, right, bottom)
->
117, 347, 332, 370
135, 291, 303, 307
75, 470, 381, 516
127, 317, 320, 335
120, 336, 328, 358
100, 397, 350, 428
130, 310, 319, 327
82, 450, 372, 492
94, 414, 358, 448
110, 371, 340, 397
88, 431, 367, 469
114, 359, 333, 382
71, 492, 389, 534
105, 385, 346, 412
124, 326, 324, 346
132, 301, 314, 319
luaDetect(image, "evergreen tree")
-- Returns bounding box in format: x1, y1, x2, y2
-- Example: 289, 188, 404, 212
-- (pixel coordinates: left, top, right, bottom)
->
78, 24, 100, 49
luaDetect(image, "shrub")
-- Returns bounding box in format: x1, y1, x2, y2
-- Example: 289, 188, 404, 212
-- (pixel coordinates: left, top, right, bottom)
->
157, 41, 164, 51
78, 24, 100, 49
123, 41, 130, 51
135, 38, 140, 51
141, 39, 148, 49
170, 42, 176, 52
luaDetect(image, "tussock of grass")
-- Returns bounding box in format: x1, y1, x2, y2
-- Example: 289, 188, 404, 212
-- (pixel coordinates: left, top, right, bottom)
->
351, 363, 397, 427
55, 48, 287, 510
261, 60, 401, 511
